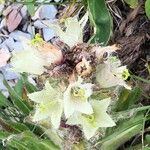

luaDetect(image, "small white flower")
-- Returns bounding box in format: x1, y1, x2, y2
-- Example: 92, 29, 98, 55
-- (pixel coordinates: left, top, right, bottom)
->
63, 77, 93, 118
11, 36, 63, 75
67, 98, 116, 140
43, 17, 83, 47
10, 37, 48, 75
28, 81, 63, 129
96, 57, 131, 90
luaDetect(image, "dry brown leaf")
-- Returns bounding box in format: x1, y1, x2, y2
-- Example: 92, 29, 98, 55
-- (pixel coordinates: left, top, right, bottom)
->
7, 9, 22, 32
0, 49, 11, 67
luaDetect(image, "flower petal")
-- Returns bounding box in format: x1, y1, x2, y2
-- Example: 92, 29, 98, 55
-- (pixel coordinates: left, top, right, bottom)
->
96, 63, 131, 89
67, 112, 98, 140
72, 101, 93, 115
28, 81, 63, 128
80, 83, 93, 98
82, 122, 98, 140
64, 86, 93, 118
66, 113, 81, 125
28, 81, 57, 103
51, 102, 63, 129
44, 17, 83, 47
11, 49, 47, 75
28, 90, 47, 103
64, 77, 93, 118
32, 103, 51, 122
91, 99, 116, 127
63, 100, 75, 119
32, 100, 62, 127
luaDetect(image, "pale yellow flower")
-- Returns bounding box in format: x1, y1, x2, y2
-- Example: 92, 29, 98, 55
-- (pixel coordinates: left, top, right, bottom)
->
63, 77, 93, 118
96, 57, 131, 89
43, 17, 83, 47
10, 37, 49, 75
67, 98, 116, 140
28, 81, 63, 129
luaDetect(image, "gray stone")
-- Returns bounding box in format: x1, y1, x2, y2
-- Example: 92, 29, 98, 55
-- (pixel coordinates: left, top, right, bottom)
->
27, 24, 35, 38
0, 64, 19, 80
20, 5, 27, 18
2, 37, 15, 51
12, 41, 24, 51
9, 30, 32, 41
42, 28, 56, 41
22, 22, 28, 31
0, 74, 7, 90
0, 18, 6, 29
34, 20, 48, 29
32, 5, 57, 20
0, 4, 4, 15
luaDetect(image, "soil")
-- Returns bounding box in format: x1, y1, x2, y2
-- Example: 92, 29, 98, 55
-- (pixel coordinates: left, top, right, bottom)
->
109, 0, 150, 105
108, 1, 150, 149
111, 1, 150, 73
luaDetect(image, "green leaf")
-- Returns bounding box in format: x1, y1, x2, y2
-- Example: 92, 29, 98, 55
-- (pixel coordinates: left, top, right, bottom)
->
14, 74, 37, 96
145, 0, 150, 19
14, 79, 24, 97
87, 0, 113, 45
91, 89, 111, 100
25, 0, 36, 17
8, 139, 31, 150
0, 91, 11, 107
38, 140, 60, 150
3, 79, 32, 115
131, 75, 150, 84
6, 122, 29, 133
96, 114, 144, 150
0, 131, 10, 140
7, 131, 60, 150
146, 134, 150, 145
115, 87, 142, 111
21, 73, 37, 93
124, 0, 139, 8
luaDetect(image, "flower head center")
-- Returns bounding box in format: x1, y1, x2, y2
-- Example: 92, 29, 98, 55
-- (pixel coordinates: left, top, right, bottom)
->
38, 101, 55, 113
71, 87, 86, 100
31, 33, 43, 45
82, 114, 97, 127
122, 69, 130, 80
39, 103, 48, 112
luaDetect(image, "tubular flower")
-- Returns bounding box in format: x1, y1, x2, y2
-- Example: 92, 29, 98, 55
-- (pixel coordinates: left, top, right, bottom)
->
28, 81, 63, 129
10, 37, 49, 75
67, 98, 116, 140
63, 77, 93, 118
43, 17, 83, 47
96, 57, 131, 90
11, 36, 63, 75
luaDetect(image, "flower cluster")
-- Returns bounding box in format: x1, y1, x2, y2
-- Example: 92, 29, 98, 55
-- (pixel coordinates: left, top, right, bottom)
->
27, 77, 116, 139
10, 17, 131, 140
